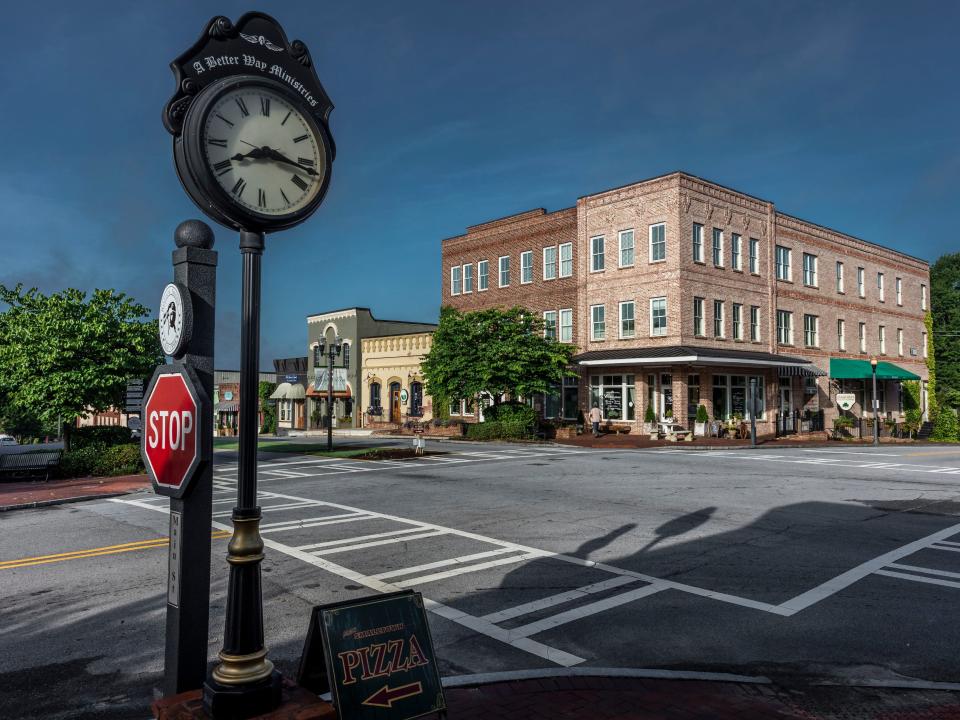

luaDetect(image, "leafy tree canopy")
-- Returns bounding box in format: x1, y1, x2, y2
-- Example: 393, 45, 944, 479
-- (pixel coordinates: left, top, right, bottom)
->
422, 306, 576, 407
0, 284, 163, 442
931, 253, 960, 409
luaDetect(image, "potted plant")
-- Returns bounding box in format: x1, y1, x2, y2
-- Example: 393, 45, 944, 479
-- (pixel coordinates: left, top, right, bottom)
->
644, 405, 656, 436
833, 414, 854, 439
695, 404, 709, 437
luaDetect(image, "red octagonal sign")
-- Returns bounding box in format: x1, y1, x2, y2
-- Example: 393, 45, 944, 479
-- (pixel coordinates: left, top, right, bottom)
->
141, 363, 210, 498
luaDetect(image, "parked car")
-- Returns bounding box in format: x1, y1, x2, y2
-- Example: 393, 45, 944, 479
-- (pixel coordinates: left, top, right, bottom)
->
0, 434, 18, 446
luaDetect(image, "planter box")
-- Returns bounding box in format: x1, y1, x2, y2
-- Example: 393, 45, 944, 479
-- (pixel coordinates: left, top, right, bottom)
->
694, 422, 707, 437
555, 426, 578, 439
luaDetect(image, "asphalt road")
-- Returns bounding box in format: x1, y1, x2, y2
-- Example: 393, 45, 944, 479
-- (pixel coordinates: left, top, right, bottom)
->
3, 441, 960, 718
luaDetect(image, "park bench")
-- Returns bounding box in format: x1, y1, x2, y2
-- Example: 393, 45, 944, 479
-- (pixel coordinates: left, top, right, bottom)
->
0, 451, 62, 481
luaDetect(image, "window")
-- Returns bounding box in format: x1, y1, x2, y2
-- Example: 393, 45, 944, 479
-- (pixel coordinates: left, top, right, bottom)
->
649, 223, 666, 262
712, 375, 766, 421
897, 328, 903, 356
618, 230, 635, 267
478, 260, 488, 290
877, 272, 885, 302
731, 234, 742, 270
693, 297, 705, 336
859, 322, 867, 353
542, 246, 556, 280
591, 304, 605, 341
838, 318, 846, 351
923, 331, 928, 357
775, 246, 792, 281
591, 236, 605, 271
342, 342, 351, 368
749, 238, 759, 274
410, 382, 423, 416
802, 253, 817, 286
450, 265, 462, 295
619, 301, 635, 338
499, 255, 510, 287
449, 399, 461, 416
312, 344, 321, 366
922, 283, 927, 310
857, 267, 865, 297
692, 223, 704, 263
559, 242, 573, 277
521, 251, 533, 283
463, 263, 473, 293
804, 314, 819, 347
713, 300, 724, 338
836, 261, 844, 293
589, 374, 636, 421
650, 298, 667, 336
712, 228, 723, 267
369, 382, 381, 410
777, 310, 793, 345
896, 277, 902, 306
879, 325, 886, 354
750, 306, 760, 341
559, 309, 573, 343
732, 303, 742, 340
543, 310, 557, 340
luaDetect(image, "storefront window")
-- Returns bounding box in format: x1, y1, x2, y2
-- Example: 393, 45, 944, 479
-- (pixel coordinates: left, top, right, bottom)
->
661, 374, 673, 419
562, 378, 579, 421
647, 374, 656, 417
410, 382, 423, 416
369, 382, 381, 411
687, 374, 700, 420
589, 375, 635, 421
712, 375, 765, 420
544, 383, 562, 419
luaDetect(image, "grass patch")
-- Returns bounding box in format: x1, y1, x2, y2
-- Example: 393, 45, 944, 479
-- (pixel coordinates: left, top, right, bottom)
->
212, 439, 436, 460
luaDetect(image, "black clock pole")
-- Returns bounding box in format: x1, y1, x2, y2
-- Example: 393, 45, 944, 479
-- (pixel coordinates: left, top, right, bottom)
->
204, 229, 281, 718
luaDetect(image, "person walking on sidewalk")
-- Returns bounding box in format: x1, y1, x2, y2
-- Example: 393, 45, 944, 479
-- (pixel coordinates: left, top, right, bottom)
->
589, 403, 602, 437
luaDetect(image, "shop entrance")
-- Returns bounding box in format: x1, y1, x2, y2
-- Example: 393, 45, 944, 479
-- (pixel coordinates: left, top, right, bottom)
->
389, 381, 402, 424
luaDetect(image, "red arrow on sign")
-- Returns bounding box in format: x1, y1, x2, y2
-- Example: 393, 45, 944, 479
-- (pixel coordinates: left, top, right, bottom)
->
361, 681, 423, 708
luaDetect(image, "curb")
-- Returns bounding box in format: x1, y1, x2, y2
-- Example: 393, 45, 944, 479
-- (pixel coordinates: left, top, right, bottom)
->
439, 667, 772, 688
0, 490, 135, 513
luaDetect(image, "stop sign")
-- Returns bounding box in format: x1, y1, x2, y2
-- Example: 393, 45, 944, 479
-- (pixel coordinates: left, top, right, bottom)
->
141, 364, 210, 498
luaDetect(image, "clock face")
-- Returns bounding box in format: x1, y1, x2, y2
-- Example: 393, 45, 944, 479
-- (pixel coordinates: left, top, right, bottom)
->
201, 86, 324, 217
159, 284, 186, 356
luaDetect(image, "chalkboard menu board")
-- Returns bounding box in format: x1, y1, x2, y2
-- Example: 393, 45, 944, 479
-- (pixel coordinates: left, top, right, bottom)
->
731, 389, 746, 417
603, 389, 622, 419
298, 590, 445, 720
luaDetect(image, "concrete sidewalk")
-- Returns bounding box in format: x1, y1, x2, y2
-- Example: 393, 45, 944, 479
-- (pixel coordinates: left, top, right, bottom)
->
0, 473, 149, 511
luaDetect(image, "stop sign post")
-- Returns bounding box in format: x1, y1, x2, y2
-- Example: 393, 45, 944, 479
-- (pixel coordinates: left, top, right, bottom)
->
142, 363, 210, 498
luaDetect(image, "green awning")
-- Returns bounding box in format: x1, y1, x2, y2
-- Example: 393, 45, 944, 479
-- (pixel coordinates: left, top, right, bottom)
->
829, 358, 921, 381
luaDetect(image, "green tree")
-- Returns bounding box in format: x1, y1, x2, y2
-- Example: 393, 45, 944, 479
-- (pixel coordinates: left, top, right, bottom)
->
259, 381, 277, 434
0, 284, 163, 450
931, 253, 960, 410
422, 306, 576, 411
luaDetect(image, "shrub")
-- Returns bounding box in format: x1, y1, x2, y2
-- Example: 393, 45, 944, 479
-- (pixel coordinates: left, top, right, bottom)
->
904, 408, 923, 437
71, 425, 134, 449
930, 408, 959, 442
644, 405, 656, 423
483, 401, 536, 429
833, 415, 854, 430
696, 405, 708, 423
57, 442, 144, 478
465, 421, 532, 441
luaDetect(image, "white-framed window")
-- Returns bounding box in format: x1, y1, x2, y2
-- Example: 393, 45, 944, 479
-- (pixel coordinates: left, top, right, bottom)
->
897, 327, 903, 356
591, 236, 605, 272
775, 245, 791, 281
777, 309, 793, 345
462, 263, 473, 293
618, 229, 635, 267
559, 242, 573, 277
857, 267, 865, 297
731, 234, 742, 270
922, 283, 927, 310
693, 297, 705, 336
838, 318, 846, 351
713, 300, 724, 338
478, 260, 489, 290
711, 375, 766, 420
342, 341, 351, 368
450, 265, 462, 295
896, 277, 902, 306
836, 261, 844, 293
650, 297, 667, 336
692, 223, 704, 263
712, 227, 723, 267
749, 238, 759, 274
877, 272, 885, 302
859, 321, 867, 353
802, 253, 817, 287
542, 246, 556, 280
879, 325, 886, 354
521, 251, 533, 283
732, 303, 742, 340
543, 310, 557, 340
590, 374, 637, 421
590, 304, 605, 341
499, 255, 510, 287
559, 309, 573, 343
750, 306, 760, 341
649, 223, 666, 262
619, 301, 635, 338
804, 314, 819, 347
923, 331, 928, 357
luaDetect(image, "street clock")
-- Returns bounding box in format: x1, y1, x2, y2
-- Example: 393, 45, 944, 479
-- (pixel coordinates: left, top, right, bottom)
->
159, 283, 193, 358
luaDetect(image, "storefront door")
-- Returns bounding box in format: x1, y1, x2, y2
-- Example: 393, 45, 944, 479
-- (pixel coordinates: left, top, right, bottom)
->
779, 379, 794, 434
389, 382, 401, 423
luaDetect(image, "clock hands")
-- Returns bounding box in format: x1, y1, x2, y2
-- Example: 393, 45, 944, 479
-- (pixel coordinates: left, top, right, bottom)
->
226, 143, 318, 177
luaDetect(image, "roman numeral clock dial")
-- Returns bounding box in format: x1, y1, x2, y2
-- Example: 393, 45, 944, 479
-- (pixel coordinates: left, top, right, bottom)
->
200, 85, 325, 219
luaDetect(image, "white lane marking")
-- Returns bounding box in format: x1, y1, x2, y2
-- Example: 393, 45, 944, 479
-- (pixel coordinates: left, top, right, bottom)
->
261, 515, 375, 533
481, 576, 639, 624
874, 570, 960, 590
778, 521, 960, 614
934, 540, 960, 548
393, 552, 547, 588
295, 527, 428, 551
507, 585, 665, 639
929, 544, 960, 554
800, 449, 902, 457
886, 563, 960, 580
213, 500, 321, 517
373, 548, 519, 580
260, 512, 365, 529
312, 530, 447, 556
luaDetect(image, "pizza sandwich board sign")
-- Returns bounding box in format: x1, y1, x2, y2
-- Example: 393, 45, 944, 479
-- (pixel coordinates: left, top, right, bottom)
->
298, 590, 445, 719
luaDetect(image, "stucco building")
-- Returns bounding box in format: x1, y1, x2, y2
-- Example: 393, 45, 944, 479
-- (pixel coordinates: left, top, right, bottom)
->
441, 171, 930, 435
360, 331, 434, 427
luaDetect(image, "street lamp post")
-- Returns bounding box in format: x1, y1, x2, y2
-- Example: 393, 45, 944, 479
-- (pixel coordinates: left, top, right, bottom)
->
871, 357, 879, 447
318, 335, 342, 452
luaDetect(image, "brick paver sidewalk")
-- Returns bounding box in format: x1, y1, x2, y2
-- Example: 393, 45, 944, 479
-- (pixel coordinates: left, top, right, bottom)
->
0, 473, 149, 511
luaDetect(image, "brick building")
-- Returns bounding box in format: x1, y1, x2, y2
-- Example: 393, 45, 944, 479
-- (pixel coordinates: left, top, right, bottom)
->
441, 171, 930, 435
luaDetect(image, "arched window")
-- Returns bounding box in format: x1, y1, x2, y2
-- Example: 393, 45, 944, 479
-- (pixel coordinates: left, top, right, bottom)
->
369, 382, 381, 413
410, 382, 423, 416
341, 342, 351, 368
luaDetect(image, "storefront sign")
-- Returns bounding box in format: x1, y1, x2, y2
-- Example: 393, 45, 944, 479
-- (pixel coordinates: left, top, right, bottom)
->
836, 393, 856, 411
400, 389, 409, 404
298, 590, 445, 720
315, 367, 348, 392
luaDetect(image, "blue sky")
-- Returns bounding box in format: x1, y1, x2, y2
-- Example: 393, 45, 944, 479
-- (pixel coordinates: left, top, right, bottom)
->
1, 1, 957, 367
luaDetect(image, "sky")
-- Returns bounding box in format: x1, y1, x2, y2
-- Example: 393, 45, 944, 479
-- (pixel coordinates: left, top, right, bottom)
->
1, 1, 958, 368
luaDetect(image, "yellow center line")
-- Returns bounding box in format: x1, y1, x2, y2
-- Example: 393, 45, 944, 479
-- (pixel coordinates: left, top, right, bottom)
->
0, 530, 231, 571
